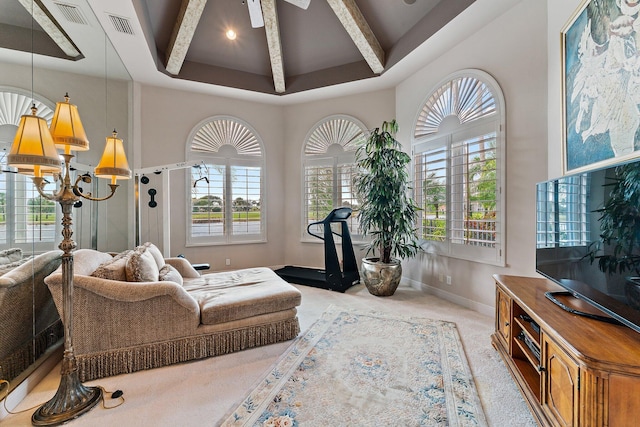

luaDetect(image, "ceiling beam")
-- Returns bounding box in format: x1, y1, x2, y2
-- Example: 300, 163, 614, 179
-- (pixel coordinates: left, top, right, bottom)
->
18, 0, 81, 58
165, 0, 207, 75
261, 0, 285, 93
284, 0, 311, 9
326, 0, 384, 74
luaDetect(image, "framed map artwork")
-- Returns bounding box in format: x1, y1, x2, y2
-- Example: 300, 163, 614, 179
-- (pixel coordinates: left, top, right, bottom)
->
563, 0, 640, 173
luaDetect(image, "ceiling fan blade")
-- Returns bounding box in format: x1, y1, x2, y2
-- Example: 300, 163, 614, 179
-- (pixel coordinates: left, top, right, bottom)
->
247, 0, 264, 28
283, 0, 311, 9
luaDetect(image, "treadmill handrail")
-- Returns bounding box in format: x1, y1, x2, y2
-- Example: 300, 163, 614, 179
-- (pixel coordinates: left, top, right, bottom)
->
306, 207, 353, 241
307, 222, 324, 240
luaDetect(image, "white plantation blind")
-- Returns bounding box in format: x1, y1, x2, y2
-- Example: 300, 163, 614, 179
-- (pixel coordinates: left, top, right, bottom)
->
303, 116, 366, 240
412, 70, 505, 265
187, 116, 264, 245
415, 76, 496, 139
536, 174, 589, 248
449, 132, 497, 248
414, 146, 447, 242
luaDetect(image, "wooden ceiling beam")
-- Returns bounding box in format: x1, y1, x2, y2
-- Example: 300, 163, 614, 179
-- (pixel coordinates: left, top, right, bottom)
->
261, 0, 286, 93
326, 0, 384, 74
283, 0, 311, 9
18, 0, 81, 58
165, 0, 207, 75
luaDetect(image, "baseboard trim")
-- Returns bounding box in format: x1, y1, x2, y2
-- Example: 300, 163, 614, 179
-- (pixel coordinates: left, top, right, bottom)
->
403, 277, 494, 317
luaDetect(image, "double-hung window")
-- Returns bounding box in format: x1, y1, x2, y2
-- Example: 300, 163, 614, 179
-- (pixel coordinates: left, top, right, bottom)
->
186, 116, 265, 245
303, 115, 366, 240
413, 70, 505, 265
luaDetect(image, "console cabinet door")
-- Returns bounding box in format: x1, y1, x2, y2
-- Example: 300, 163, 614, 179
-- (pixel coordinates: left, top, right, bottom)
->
496, 286, 511, 350
541, 335, 580, 427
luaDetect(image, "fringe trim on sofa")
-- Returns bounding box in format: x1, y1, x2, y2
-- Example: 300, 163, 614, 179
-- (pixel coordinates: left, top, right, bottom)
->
0, 320, 64, 382
77, 317, 301, 382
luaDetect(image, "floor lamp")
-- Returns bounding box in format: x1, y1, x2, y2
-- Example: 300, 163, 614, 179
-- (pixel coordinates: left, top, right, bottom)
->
7, 95, 131, 426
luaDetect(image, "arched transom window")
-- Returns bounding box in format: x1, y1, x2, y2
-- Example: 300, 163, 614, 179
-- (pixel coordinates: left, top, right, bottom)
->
302, 115, 366, 240
412, 70, 505, 266
186, 116, 265, 245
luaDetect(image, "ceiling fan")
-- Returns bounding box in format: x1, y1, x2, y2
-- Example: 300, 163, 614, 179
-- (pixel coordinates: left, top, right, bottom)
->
247, 0, 311, 28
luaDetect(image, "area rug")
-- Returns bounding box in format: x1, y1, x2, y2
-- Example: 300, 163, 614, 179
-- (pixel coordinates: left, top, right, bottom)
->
220, 305, 488, 426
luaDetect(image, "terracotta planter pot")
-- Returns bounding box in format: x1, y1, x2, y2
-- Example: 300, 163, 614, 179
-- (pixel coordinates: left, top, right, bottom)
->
361, 257, 402, 296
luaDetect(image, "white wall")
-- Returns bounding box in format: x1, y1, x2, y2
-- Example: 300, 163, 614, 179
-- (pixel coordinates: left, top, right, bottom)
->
395, 0, 548, 314
547, 0, 584, 178
136, 84, 286, 270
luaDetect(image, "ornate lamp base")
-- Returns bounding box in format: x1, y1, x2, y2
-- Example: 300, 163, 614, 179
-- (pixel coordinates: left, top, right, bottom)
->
31, 370, 102, 426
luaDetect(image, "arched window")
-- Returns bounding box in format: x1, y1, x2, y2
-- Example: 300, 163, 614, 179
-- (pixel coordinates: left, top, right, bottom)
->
412, 70, 505, 265
186, 116, 265, 245
0, 89, 59, 252
302, 115, 366, 240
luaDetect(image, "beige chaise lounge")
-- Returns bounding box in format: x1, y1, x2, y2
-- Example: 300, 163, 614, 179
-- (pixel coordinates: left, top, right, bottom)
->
44, 244, 302, 381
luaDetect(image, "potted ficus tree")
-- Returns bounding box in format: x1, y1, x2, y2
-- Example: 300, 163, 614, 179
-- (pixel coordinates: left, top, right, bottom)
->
354, 119, 420, 296
584, 162, 640, 309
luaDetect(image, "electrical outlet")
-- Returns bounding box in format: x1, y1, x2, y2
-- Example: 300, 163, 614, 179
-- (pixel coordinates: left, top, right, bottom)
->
446, 275, 452, 285
225, 258, 231, 266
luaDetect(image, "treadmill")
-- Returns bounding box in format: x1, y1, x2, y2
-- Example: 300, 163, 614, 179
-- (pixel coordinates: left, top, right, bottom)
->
275, 207, 360, 292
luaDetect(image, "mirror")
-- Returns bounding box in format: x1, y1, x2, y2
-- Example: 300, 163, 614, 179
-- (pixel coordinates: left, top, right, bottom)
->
0, 0, 132, 395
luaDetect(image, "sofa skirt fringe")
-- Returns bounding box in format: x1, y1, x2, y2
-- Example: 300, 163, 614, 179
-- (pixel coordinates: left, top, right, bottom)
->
0, 320, 63, 383
77, 316, 301, 381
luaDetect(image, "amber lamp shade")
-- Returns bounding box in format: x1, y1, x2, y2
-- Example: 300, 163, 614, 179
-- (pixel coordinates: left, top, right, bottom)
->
49, 93, 90, 154
95, 130, 131, 184
7, 105, 61, 177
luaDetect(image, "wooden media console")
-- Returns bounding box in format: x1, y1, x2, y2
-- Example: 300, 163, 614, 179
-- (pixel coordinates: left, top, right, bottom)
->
492, 275, 640, 427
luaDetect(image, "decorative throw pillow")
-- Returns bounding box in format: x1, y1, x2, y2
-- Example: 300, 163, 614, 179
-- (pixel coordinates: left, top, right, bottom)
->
92, 250, 132, 281
126, 246, 160, 282
158, 264, 183, 286
0, 248, 23, 265
143, 242, 165, 270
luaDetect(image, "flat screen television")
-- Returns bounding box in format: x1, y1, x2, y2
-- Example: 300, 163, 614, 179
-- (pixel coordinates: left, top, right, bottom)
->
536, 160, 640, 333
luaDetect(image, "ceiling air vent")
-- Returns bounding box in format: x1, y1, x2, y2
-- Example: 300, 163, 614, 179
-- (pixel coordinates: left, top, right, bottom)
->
108, 14, 135, 35
54, 2, 88, 25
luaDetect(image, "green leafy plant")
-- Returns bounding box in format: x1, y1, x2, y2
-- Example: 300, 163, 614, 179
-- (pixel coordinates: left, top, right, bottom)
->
585, 162, 640, 276
354, 119, 420, 264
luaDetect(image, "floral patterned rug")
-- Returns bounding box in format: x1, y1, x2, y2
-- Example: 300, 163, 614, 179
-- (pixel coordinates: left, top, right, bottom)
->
220, 305, 488, 427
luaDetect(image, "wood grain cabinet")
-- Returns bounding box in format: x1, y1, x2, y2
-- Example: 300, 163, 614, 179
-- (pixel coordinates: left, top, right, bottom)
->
492, 275, 640, 427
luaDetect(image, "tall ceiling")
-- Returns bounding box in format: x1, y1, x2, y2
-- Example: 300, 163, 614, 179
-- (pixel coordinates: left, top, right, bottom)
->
0, 0, 519, 104
139, 0, 469, 95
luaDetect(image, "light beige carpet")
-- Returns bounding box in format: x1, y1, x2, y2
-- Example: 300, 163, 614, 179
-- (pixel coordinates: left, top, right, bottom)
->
1, 282, 536, 426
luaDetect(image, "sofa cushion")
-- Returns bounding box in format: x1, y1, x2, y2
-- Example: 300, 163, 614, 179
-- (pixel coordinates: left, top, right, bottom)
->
91, 250, 132, 281
126, 247, 160, 282
182, 267, 302, 325
0, 248, 22, 265
144, 242, 165, 270
158, 264, 183, 286
0, 256, 31, 276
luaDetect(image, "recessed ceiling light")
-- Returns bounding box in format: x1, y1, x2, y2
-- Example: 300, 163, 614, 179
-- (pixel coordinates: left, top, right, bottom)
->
404, 0, 416, 4
226, 29, 237, 40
